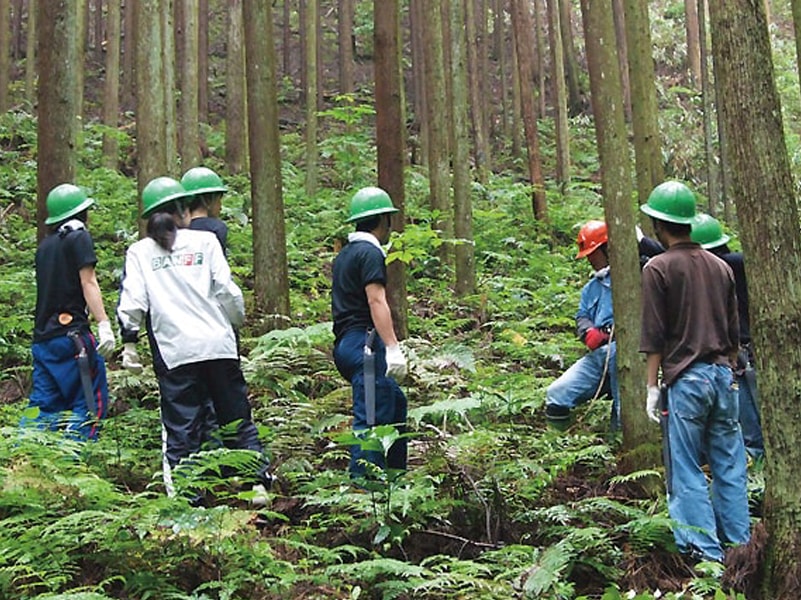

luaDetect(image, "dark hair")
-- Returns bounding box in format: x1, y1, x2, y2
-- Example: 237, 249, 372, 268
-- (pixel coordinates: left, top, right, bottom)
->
652, 217, 691, 238
189, 191, 222, 212
147, 211, 177, 251
355, 213, 391, 233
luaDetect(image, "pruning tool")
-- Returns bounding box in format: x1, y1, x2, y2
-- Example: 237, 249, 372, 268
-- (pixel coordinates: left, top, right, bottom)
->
67, 329, 99, 418
363, 329, 377, 427
659, 384, 671, 495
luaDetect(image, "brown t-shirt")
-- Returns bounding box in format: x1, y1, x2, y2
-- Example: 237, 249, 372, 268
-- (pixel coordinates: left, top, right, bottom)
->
640, 241, 739, 385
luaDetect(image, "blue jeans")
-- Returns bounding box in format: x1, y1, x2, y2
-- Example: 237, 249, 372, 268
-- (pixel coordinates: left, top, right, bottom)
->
667, 362, 750, 561
546, 341, 619, 428
22, 332, 108, 441
334, 329, 407, 477
737, 368, 763, 458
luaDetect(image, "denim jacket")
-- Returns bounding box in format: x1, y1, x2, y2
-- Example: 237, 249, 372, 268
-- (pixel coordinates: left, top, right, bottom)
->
575, 266, 614, 340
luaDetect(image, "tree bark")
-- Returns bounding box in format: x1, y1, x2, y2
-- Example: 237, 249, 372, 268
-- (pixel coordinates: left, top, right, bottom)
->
450, 0, 474, 296
559, 0, 584, 115
37, 0, 79, 240
102, 0, 120, 170
697, 0, 719, 215
161, 0, 178, 175
409, 0, 427, 167
532, 0, 546, 118
611, 0, 631, 121
177, 0, 200, 169
579, 0, 648, 460
510, 0, 547, 220
198, 0, 208, 125
465, 0, 489, 184
24, 0, 35, 106
685, 0, 701, 85
225, 0, 247, 174
0, 0, 10, 112
375, 0, 408, 339
709, 3, 801, 597
546, 0, 570, 188
243, 0, 290, 328
338, 0, 354, 94
622, 0, 664, 204
122, 0, 134, 111
304, 0, 318, 196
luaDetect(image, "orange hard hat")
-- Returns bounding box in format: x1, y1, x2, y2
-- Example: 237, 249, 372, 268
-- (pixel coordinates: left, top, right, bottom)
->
576, 220, 608, 259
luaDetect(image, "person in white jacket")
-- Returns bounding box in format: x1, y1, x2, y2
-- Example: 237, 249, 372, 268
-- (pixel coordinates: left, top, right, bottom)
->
117, 177, 269, 500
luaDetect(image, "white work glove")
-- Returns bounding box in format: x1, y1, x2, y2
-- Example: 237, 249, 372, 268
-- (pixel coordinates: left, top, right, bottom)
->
96, 320, 116, 359
121, 342, 143, 374
385, 344, 407, 381
646, 385, 661, 424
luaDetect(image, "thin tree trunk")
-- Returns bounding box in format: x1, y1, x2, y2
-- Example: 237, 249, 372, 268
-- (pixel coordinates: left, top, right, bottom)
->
697, 0, 719, 215
338, 0, 353, 94
283, 0, 291, 79
102, 0, 120, 170
93, 0, 103, 61
580, 0, 648, 461
74, 0, 86, 130
465, 0, 489, 184
623, 0, 664, 204
198, 0, 208, 125
243, 0, 290, 327
375, 0, 408, 339
532, 0, 546, 117
511, 21, 521, 159
122, 0, 134, 110
546, 0, 570, 189
304, 0, 318, 196
709, 3, 801, 597
299, 0, 306, 104
225, 0, 247, 174
494, 0, 509, 139
37, 0, 79, 240
178, 0, 200, 169
10, 0, 20, 59
612, 0, 632, 121
24, 0, 35, 106
410, 0, 427, 167
450, 0, 474, 296
0, 0, 11, 112
511, 0, 547, 220
162, 0, 178, 175
685, 0, 702, 85
560, 0, 584, 115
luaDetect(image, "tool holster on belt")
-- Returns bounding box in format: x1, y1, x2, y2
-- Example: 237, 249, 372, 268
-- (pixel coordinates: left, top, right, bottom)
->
363, 329, 377, 427
67, 329, 99, 418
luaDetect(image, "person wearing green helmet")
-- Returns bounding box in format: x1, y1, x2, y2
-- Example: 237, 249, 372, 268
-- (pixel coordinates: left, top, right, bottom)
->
118, 176, 271, 504
21, 183, 116, 441
691, 214, 763, 458
182, 166, 229, 254
639, 181, 750, 562
332, 186, 408, 479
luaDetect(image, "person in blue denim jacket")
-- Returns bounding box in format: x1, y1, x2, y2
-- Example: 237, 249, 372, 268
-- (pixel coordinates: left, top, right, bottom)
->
640, 181, 749, 563
545, 220, 619, 431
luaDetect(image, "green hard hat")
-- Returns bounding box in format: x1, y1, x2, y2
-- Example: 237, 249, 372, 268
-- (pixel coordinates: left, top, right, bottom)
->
45, 183, 95, 225
346, 186, 398, 223
691, 213, 731, 249
640, 181, 697, 224
181, 166, 228, 195
141, 176, 191, 218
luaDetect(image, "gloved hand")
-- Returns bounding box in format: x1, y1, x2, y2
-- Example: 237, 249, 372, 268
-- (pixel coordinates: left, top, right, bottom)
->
584, 327, 610, 350
385, 344, 407, 381
121, 342, 144, 374
96, 320, 116, 359
646, 385, 661, 424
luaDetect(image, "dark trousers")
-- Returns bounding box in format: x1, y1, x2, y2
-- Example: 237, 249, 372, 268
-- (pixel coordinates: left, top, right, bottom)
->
334, 329, 408, 477
158, 359, 265, 471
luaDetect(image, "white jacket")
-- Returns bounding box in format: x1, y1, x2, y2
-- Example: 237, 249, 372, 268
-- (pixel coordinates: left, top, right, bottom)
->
118, 229, 244, 370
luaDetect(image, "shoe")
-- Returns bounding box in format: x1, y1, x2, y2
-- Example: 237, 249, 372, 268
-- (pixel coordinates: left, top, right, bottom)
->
545, 404, 571, 431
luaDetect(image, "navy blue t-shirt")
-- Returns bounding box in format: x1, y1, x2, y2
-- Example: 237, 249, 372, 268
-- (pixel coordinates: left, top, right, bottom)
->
189, 216, 228, 256
718, 251, 750, 344
331, 240, 387, 342
34, 228, 97, 342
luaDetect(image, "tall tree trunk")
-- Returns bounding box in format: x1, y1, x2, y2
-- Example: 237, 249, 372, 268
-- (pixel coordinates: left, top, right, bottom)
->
122, 0, 134, 111
178, 0, 200, 169
93, 0, 103, 61
559, 0, 584, 115
511, 21, 521, 159
304, 0, 318, 196
709, 3, 801, 597
102, 0, 120, 170
10, 0, 20, 59
198, 0, 208, 125
465, 0, 489, 184
24, 0, 35, 106
0, 0, 10, 112
409, 0, 427, 167
375, 0, 408, 339
450, 0, 474, 296
580, 0, 648, 461
37, 0, 79, 241
685, 0, 701, 85
422, 1, 451, 263
225, 0, 247, 174
532, 0, 546, 117
510, 0, 547, 220
299, 0, 306, 104
161, 0, 178, 175
546, 0, 570, 189
697, 0, 719, 215
338, 0, 354, 94
282, 0, 291, 79
494, 0, 509, 140
74, 0, 86, 131
243, 0, 290, 328
611, 0, 631, 121
623, 0, 664, 204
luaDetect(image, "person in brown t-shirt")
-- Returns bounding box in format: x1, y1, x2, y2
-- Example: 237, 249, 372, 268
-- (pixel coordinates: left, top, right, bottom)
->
639, 181, 749, 563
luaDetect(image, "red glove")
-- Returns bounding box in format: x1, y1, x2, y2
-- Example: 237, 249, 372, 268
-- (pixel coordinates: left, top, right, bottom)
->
584, 327, 609, 350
